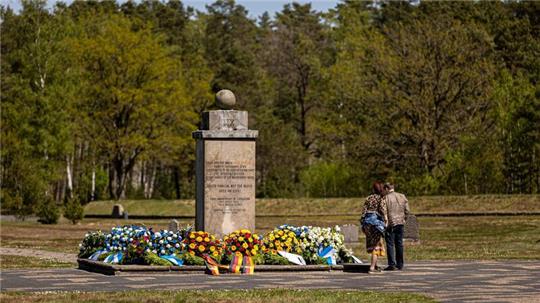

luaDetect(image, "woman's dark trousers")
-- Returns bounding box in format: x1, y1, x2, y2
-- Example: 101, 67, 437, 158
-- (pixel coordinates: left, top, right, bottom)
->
385, 225, 404, 269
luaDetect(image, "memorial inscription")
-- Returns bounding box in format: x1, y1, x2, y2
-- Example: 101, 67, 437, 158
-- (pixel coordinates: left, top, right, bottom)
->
202, 140, 256, 237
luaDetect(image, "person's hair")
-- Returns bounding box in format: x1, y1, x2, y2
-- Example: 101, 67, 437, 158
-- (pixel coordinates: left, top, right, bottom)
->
384, 183, 394, 190
372, 181, 384, 195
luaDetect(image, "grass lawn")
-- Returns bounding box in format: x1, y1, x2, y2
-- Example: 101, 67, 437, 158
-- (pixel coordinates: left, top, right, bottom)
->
83, 195, 540, 217
0, 254, 74, 269
0, 290, 436, 303
0, 219, 185, 255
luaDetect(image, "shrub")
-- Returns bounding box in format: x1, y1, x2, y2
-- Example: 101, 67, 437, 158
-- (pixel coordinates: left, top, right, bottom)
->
1, 192, 33, 220
36, 197, 60, 224
64, 196, 84, 224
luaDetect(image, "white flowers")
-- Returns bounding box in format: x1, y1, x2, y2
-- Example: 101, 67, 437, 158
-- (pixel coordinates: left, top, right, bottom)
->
289, 225, 347, 263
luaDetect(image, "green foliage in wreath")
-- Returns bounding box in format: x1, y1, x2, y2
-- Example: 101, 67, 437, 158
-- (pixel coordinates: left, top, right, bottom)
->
262, 252, 291, 265
78, 231, 106, 258
143, 251, 172, 266
181, 253, 205, 266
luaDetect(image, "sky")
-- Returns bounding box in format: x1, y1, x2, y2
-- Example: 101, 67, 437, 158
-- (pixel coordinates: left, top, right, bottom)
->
1, 0, 340, 18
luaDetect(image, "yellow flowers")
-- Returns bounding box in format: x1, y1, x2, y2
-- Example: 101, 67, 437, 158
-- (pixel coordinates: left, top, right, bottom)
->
224, 229, 262, 257
264, 228, 300, 253
183, 231, 222, 258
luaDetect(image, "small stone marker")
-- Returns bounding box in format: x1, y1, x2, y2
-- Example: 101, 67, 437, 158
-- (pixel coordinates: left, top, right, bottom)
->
192, 90, 258, 238
168, 219, 180, 231
404, 214, 420, 241
341, 224, 359, 244
111, 204, 124, 218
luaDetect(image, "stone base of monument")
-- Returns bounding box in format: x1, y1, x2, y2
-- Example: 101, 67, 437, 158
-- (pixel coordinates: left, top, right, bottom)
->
78, 258, 344, 276
342, 263, 372, 273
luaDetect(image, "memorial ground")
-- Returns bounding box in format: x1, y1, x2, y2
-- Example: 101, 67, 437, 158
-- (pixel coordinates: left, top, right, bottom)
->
1, 196, 540, 302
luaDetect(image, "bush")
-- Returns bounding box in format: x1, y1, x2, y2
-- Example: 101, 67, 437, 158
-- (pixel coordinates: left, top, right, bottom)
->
300, 161, 364, 197
36, 197, 60, 224
64, 196, 84, 224
1, 192, 33, 220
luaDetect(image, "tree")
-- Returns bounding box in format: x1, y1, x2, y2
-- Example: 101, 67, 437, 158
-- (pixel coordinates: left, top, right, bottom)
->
366, 14, 496, 187
71, 14, 196, 199
267, 3, 334, 154
1, 1, 78, 216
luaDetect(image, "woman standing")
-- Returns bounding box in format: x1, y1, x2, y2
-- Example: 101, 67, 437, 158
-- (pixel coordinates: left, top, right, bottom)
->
361, 181, 388, 274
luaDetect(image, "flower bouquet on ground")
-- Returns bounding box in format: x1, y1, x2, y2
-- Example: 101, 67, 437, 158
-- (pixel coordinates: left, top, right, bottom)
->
261, 226, 302, 265
293, 225, 356, 264
264, 227, 301, 254
223, 229, 262, 258
78, 225, 186, 266
78, 231, 106, 258
222, 229, 262, 273
182, 230, 223, 265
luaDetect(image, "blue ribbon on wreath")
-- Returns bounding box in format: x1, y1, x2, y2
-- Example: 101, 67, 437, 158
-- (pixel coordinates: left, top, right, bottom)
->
318, 246, 336, 265
103, 251, 123, 264
160, 254, 184, 266
88, 249, 108, 261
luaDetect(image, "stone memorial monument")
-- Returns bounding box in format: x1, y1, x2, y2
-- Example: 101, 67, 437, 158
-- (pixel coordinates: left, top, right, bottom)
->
341, 224, 360, 248
192, 90, 258, 238
404, 214, 420, 241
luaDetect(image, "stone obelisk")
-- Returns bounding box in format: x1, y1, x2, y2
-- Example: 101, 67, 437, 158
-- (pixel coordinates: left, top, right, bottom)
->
192, 90, 258, 238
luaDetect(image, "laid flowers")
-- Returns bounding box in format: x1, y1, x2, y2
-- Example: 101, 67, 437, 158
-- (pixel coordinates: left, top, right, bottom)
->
184, 230, 223, 259
263, 227, 301, 254
78, 225, 187, 266
223, 229, 262, 257
78, 224, 360, 267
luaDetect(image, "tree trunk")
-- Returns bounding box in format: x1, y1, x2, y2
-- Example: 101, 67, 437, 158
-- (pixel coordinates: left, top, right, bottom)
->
173, 166, 181, 199
108, 164, 116, 199
144, 162, 156, 199
66, 155, 73, 199
91, 164, 96, 201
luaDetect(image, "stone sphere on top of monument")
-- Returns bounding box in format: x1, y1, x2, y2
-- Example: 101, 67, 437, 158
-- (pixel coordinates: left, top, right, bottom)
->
215, 89, 236, 110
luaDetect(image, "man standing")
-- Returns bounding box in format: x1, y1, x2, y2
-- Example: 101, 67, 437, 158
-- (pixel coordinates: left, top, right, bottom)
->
383, 183, 409, 270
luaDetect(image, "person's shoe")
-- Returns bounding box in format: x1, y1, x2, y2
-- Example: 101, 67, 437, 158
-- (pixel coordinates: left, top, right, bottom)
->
396, 267, 403, 270
368, 269, 382, 274
384, 266, 397, 271
375, 266, 384, 272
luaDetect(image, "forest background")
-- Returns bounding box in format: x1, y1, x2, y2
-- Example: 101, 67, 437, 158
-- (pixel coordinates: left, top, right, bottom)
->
1, 0, 539, 219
